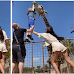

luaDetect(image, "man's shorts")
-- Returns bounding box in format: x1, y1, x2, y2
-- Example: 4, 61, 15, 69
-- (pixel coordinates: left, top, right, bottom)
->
12, 44, 26, 63
28, 19, 34, 29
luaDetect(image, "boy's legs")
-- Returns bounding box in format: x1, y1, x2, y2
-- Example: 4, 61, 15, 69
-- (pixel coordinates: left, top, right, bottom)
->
25, 32, 31, 42
25, 21, 34, 42
28, 20, 34, 39
28, 25, 34, 40
24, 24, 31, 42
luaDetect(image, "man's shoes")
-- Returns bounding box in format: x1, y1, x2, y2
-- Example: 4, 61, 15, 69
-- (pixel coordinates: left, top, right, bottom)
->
24, 39, 30, 42
28, 35, 34, 40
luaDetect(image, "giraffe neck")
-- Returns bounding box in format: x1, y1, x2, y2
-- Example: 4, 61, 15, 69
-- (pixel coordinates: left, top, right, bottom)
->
41, 14, 50, 27
34, 2, 50, 27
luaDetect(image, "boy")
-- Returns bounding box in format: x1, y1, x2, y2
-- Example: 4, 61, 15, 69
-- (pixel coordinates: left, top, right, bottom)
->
25, 3, 35, 42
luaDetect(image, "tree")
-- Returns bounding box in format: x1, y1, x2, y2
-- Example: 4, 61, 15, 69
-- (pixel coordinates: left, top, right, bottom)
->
63, 39, 74, 55
5, 39, 11, 73
36, 66, 41, 72
71, 25, 74, 33
44, 64, 49, 72
62, 39, 74, 73
23, 67, 32, 73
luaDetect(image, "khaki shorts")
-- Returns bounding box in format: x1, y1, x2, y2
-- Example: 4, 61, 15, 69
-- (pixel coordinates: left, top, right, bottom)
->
52, 42, 67, 53
0, 43, 7, 53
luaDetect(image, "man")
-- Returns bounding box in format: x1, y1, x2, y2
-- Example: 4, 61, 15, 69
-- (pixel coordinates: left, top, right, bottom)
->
12, 22, 32, 73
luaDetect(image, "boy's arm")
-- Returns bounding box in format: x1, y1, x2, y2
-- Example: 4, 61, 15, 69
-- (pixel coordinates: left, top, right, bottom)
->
32, 4, 34, 11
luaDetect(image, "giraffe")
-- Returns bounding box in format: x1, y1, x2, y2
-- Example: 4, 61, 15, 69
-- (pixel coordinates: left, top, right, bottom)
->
33, 1, 50, 27
33, 2, 65, 72
33, 1, 64, 40
33, 2, 52, 72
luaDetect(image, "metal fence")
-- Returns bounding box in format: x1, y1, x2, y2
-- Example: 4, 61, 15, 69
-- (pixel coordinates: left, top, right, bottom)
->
24, 41, 49, 73
23, 39, 74, 73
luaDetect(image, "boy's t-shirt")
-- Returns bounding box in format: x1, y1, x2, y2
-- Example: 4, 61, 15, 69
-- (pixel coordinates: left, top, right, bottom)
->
27, 11, 35, 20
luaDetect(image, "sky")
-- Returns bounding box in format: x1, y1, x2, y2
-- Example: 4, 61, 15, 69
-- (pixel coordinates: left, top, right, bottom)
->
0, 1, 10, 38
12, 1, 74, 41
12, 1, 74, 68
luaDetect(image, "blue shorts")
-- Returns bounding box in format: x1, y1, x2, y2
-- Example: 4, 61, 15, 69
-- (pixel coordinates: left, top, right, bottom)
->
28, 19, 34, 29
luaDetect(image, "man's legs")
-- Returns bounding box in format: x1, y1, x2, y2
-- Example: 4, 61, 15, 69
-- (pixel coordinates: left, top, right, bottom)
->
12, 47, 17, 73
12, 63, 16, 73
17, 50, 25, 74
18, 62, 24, 74
12, 62, 24, 73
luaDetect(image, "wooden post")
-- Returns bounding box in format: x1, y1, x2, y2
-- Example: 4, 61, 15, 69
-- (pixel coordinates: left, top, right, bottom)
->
47, 45, 52, 73
48, 51, 51, 73
42, 42, 45, 73
31, 43, 33, 73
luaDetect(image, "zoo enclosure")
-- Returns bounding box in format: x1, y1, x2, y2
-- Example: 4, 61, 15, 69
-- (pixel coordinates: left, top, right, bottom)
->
23, 39, 74, 73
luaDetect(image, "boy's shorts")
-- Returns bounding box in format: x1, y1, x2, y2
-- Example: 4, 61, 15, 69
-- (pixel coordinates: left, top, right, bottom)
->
28, 19, 34, 29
